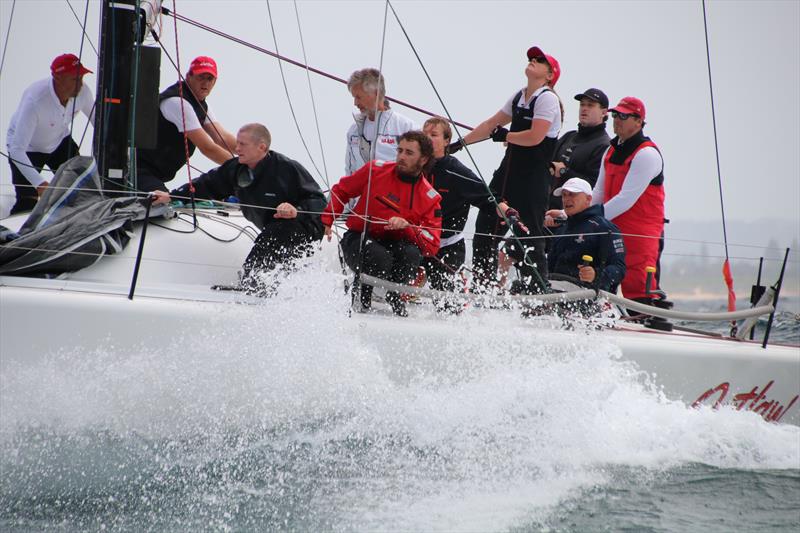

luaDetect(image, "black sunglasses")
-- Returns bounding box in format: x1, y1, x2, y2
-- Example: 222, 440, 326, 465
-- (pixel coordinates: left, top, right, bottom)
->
611, 111, 639, 120
530, 56, 548, 64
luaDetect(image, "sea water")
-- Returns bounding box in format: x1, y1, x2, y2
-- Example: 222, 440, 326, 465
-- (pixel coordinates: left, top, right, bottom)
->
1, 266, 798, 532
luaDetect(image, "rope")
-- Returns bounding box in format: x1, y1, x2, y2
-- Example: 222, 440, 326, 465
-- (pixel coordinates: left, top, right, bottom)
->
0, 0, 16, 79
264, 0, 325, 180
161, 7, 473, 130
146, 27, 234, 162
351, 0, 391, 312
702, 0, 736, 317
65, 0, 98, 55
292, 0, 329, 183
66, 0, 91, 158
386, 0, 547, 291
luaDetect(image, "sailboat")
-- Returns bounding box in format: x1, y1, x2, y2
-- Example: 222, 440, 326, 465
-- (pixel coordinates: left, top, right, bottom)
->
0, 0, 797, 426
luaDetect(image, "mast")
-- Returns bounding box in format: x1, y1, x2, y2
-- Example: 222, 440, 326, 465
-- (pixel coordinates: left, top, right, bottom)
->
93, 0, 161, 193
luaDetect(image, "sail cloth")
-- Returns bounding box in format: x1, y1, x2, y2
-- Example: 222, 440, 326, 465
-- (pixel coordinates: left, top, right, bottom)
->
0, 156, 146, 276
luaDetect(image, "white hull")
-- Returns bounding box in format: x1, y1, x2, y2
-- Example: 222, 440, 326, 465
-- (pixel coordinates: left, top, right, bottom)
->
2, 210, 798, 425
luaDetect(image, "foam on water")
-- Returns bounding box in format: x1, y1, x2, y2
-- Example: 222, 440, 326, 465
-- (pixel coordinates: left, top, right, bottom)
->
1, 263, 798, 531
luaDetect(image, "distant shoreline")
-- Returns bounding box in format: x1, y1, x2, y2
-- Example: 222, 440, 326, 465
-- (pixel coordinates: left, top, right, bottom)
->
667, 289, 799, 301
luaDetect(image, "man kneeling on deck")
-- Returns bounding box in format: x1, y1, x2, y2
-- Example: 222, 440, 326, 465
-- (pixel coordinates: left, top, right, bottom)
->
321, 131, 442, 316
157, 123, 325, 293
545, 178, 626, 293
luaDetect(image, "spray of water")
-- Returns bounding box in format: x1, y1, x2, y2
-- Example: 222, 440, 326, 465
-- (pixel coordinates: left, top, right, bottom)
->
1, 261, 797, 531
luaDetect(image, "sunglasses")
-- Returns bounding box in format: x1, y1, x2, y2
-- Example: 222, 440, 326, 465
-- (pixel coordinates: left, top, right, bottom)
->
529, 56, 548, 65
611, 111, 639, 120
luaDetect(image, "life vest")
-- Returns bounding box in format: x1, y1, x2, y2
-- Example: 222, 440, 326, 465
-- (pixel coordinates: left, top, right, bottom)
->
602, 137, 664, 238
137, 81, 209, 183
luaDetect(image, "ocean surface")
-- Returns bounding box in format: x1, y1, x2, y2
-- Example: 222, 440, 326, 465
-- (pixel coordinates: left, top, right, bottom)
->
1, 272, 798, 532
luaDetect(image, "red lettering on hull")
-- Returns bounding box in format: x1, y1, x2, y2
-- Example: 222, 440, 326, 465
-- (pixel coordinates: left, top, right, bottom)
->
692, 380, 798, 423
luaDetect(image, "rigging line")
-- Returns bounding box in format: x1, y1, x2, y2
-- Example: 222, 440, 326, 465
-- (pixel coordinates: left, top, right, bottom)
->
292, 0, 329, 186
386, 0, 547, 290
129, 0, 144, 191
65, 0, 98, 56
146, 28, 233, 161
67, 0, 91, 153
353, 0, 390, 305
290, 0, 349, 286
265, 0, 325, 180
170, 0, 198, 227
0, 0, 15, 80
161, 6, 473, 130
701, 0, 730, 263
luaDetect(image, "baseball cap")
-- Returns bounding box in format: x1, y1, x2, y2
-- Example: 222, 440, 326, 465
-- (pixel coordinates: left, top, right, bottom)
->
189, 56, 218, 77
553, 177, 593, 197
610, 96, 646, 121
51, 53, 92, 76
526, 46, 561, 87
574, 88, 609, 108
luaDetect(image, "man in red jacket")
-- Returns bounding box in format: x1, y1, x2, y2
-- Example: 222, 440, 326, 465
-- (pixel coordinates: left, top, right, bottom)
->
322, 131, 442, 316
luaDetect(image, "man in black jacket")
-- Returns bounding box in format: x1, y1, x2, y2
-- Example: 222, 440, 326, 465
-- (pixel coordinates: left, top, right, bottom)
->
546, 178, 626, 292
163, 123, 325, 290
549, 88, 611, 210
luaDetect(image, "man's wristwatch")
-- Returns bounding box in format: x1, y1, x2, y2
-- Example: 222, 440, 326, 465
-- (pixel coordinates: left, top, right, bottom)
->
559, 166, 567, 177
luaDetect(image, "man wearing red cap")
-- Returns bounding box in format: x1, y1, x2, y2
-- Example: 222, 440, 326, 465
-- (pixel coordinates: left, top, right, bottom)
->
136, 56, 237, 193
592, 96, 666, 302
452, 45, 563, 293
5, 53, 94, 214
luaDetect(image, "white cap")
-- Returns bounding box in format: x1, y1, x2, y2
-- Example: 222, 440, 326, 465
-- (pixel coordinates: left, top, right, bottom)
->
553, 177, 593, 197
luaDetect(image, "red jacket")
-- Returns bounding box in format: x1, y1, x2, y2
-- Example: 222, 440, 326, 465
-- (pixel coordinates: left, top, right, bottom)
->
321, 161, 442, 257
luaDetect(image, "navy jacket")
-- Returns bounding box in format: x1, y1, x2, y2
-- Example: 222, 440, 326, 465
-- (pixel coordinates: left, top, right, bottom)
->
429, 155, 495, 238
547, 204, 626, 292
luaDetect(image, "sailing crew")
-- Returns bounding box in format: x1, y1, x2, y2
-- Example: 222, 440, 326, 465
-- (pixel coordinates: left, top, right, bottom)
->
548, 88, 611, 210
591, 96, 666, 302
452, 45, 563, 293
546, 178, 626, 292
421, 117, 509, 299
161, 123, 326, 293
345, 68, 417, 176
136, 56, 237, 193
322, 131, 442, 317
5, 53, 94, 215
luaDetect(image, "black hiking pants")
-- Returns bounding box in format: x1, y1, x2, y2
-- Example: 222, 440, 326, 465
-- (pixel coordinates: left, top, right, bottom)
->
9, 136, 78, 215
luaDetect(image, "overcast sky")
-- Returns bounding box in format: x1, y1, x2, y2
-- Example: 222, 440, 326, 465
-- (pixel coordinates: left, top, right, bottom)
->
1, 0, 798, 247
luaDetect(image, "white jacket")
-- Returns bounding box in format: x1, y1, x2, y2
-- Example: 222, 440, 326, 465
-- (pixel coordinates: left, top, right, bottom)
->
344, 108, 416, 176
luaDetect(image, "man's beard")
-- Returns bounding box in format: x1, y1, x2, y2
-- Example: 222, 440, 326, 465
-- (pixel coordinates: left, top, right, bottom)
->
396, 160, 423, 179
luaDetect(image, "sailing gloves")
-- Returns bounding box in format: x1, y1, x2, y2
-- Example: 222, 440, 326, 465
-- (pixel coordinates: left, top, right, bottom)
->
490, 126, 509, 142
504, 207, 529, 234
447, 139, 465, 154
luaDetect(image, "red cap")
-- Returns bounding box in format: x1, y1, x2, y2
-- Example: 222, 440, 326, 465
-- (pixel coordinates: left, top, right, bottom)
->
526, 46, 561, 87
51, 53, 92, 76
189, 56, 218, 78
610, 96, 646, 121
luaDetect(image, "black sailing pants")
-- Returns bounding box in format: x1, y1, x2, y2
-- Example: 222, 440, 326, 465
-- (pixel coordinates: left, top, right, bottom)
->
340, 230, 422, 286
421, 239, 465, 292
242, 219, 318, 275
9, 136, 78, 215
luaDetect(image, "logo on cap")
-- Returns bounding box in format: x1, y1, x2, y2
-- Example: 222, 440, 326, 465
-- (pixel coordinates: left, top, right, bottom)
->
51, 53, 92, 76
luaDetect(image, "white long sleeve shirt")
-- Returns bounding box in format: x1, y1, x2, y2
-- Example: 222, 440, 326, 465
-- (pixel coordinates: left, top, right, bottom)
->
592, 145, 662, 221
6, 78, 95, 187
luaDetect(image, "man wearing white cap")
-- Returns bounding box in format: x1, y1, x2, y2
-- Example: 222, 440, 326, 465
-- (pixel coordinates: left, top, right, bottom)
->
546, 177, 626, 292
137, 56, 237, 193
6, 53, 95, 214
